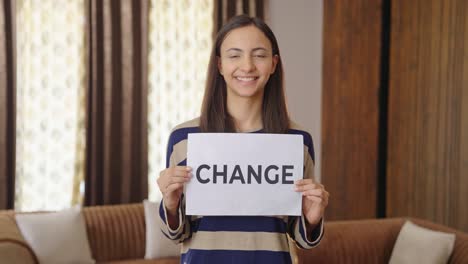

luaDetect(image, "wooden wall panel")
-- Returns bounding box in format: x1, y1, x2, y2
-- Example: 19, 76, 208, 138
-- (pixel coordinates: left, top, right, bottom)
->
387, 0, 468, 231
322, 0, 382, 220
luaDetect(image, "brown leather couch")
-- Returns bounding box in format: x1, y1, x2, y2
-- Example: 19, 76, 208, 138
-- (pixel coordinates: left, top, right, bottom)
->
295, 217, 468, 264
1, 204, 467, 263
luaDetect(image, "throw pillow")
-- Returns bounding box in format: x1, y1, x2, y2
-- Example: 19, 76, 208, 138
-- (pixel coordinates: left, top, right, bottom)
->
143, 200, 181, 258
15, 206, 95, 264
389, 220, 455, 264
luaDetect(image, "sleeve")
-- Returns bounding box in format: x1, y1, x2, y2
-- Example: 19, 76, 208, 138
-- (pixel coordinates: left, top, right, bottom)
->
157, 132, 193, 244
287, 132, 324, 249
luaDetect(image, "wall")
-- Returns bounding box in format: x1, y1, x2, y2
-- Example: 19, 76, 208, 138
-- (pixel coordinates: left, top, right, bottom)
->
315, 0, 468, 231
266, 0, 323, 180
320, 0, 383, 220
386, 0, 468, 231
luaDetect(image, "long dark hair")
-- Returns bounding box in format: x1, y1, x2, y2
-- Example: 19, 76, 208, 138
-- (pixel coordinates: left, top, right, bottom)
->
200, 15, 289, 133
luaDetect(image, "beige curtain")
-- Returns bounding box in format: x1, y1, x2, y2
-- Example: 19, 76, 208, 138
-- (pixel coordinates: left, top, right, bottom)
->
85, 0, 149, 205
147, 0, 214, 201
15, 0, 87, 211
0, 0, 15, 210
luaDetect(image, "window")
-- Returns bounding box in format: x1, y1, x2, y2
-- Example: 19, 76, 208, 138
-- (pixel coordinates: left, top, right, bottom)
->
15, 0, 213, 209
15, 0, 86, 211
148, 0, 213, 201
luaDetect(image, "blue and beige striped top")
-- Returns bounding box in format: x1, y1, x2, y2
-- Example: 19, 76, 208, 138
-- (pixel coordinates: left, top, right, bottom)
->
158, 118, 324, 264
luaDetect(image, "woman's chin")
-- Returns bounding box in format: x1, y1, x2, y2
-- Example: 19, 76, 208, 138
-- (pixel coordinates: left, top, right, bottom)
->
229, 86, 264, 99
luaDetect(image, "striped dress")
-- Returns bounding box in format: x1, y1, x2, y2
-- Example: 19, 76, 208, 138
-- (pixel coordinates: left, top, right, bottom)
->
158, 118, 324, 264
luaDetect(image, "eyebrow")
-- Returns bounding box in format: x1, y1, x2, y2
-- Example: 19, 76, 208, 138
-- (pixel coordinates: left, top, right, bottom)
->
225, 47, 269, 52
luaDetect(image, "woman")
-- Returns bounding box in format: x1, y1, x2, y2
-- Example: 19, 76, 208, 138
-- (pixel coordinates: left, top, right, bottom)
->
157, 15, 329, 264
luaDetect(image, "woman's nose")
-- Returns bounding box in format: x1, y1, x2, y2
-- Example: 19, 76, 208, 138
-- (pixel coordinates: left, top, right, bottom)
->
240, 57, 255, 72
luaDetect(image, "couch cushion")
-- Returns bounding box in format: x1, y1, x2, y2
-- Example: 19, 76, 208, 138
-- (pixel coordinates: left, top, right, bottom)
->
15, 206, 95, 264
143, 200, 180, 259
389, 220, 455, 264
83, 204, 146, 261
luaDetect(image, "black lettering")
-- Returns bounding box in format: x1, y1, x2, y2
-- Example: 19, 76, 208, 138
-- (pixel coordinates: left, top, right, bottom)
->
196, 164, 211, 184
247, 165, 262, 184
213, 164, 227, 184
229, 165, 245, 184
265, 165, 279, 184
282, 165, 294, 184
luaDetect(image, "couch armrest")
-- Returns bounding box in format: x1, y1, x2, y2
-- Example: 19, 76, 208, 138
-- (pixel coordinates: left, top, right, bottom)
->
0, 241, 37, 264
296, 218, 405, 264
0, 213, 38, 264
450, 237, 468, 264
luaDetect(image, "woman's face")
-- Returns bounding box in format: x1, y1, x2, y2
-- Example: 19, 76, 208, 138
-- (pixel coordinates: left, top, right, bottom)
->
218, 25, 278, 100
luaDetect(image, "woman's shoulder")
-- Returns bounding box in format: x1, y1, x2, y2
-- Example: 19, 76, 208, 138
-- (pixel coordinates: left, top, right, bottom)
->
289, 120, 315, 161
172, 117, 200, 131
288, 120, 312, 137
169, 117, 201, 137
166, 117, 200, 149
288, 120, 314, 146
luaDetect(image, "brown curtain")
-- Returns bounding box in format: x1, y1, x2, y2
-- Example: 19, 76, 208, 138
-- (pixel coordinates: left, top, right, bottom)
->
85, 0, 149, 206
213, 0, 265, 36
0, 0, 15, 210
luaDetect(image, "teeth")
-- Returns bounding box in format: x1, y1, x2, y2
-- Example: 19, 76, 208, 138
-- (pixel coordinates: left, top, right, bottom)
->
236, 77, 256, 81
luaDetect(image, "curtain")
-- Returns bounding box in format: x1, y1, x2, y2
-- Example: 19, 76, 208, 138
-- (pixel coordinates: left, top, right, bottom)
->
213, 0, 264, 36
147, 0, 213, 201
0, 0, 15, 210
85, 0, 149, 206
15, 0, 87, 212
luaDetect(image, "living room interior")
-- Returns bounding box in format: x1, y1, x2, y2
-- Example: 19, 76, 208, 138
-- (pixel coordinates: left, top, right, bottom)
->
1, 0, 467, 263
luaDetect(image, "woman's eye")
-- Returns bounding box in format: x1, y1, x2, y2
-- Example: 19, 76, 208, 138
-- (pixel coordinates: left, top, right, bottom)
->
254, 55, 267, 58
229, 55, 240, 58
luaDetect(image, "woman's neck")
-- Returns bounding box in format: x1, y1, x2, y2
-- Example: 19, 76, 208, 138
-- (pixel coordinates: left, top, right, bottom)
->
227, 95, 263, 133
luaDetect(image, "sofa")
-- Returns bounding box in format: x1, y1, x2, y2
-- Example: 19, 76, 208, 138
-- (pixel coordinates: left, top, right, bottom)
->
1, 203, 467, 263
295, 217, 468, 264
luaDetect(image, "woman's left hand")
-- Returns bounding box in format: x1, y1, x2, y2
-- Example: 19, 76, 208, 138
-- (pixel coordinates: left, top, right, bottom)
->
295, 179, 329, 226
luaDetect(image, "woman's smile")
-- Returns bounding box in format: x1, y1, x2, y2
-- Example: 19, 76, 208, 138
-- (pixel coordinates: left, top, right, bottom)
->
218, 25, 278, 99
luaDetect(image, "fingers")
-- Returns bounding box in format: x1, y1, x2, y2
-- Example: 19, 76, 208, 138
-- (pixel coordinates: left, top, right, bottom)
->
166, 176, 191, 186
302, 189, 330, 206
294, 179, 330, 205
295, 179, 324, 191
295, 179, 315, 185
300, 188, 329, 199
165, 182, 184, 194
300, 188, 323, 197
157, 166, 193, 194
304, 196, 327, 207
159, 179, 187, 196
163, 166, 192, 177
160, 166, 192, 180
295, 178, 324, 186
305, 194, 329, 206
303, 189, 329, 201
294, 183, 323, 192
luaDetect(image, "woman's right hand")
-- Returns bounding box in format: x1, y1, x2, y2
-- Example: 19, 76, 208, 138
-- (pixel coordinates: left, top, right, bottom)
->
157, 166, 192, 215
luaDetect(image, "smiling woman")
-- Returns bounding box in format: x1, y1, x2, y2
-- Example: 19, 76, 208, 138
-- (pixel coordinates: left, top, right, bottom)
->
156, 15, 328, 264
218, 25, 278, 100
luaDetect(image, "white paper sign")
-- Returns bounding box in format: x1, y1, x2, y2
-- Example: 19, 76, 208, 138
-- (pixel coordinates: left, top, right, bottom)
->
186, 133, 303, 216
